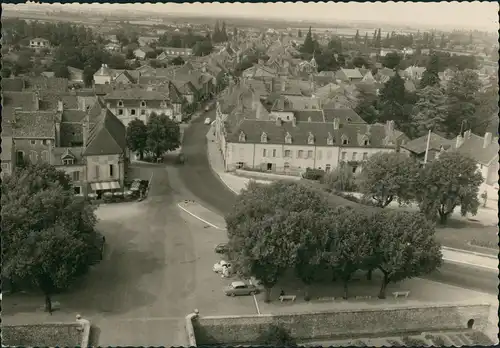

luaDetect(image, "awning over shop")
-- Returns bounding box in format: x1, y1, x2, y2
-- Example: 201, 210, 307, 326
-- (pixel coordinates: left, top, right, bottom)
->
91, 181, 120, 191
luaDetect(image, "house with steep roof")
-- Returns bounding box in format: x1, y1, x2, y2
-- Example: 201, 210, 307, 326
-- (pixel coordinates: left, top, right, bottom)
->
94, 64, 113, 85
104, 88, 177, 125
223, 110, 401, 174
336, 68, 363, 83
451, 130, 499, 185
82, 108, 129, 196
400, 132, 452, 163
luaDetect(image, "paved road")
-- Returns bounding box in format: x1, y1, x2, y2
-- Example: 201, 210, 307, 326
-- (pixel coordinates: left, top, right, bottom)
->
178, 110, 236, 216
178, 110, 499, 296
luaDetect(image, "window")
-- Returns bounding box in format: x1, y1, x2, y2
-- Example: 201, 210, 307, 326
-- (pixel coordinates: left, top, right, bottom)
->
307, 150, 313, 158
325, 164, 331, 172
260, 132, 267, 143
363, 152, 368, 160
352, 152, 357, 161
72, 171, 80, 181
141, 109, 146, 116
16, 151, 25, 164
74, 186, 81, 195
30, 140, 37, 145
118, 100, 124, 107
327, 150, 332, 159
109, 164, 114, 177
307, 133, 315, 145
41, 150, 49, 162
317, 150, 322, 160
29, 150, 38, 163
297, 150, 303, 158
285, 133, 292, 144
236, 162, 244, 169
272, 149, 277, 157
95, 165, 100, 179
342, 137, 349, 145
131, 109, 136, 116
118, 109, 124, 115
341, 152, 347, 160
141, 101, 146, 107
284, 162, 290, 170
63, 158, 74, 165
42, 139, 49, 146
262, 149, 267, 157
284, 150, 291, 158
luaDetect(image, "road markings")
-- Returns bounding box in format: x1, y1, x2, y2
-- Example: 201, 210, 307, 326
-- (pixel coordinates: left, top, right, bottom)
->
177, 203, 224, 230
248, 279, 261, 315
442, 257, 498, 271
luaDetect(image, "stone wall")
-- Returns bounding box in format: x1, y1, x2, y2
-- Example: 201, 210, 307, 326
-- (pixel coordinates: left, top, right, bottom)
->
235, 169, 302, 181
2, 322, 86, 347
192, 304, 491, 345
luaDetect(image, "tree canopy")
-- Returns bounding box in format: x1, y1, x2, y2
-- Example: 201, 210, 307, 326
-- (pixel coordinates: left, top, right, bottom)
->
126, 118, 148, 160
146, 112, 181, 159
1, 163, 99, 312
415, 151, 483, 224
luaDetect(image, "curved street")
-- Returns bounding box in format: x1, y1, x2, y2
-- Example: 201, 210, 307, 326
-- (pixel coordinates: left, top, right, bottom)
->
178, 110, 498, 296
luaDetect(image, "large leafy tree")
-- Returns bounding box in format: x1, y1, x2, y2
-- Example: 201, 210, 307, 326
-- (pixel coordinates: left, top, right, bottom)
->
301, 27, 317, 55
146, 112, 181, 159
415, 152, 483, 224
225, 181, 330, 302
471, 84, 499, 135
126, 118, 148, 160
372, 210, 442, 299
322, 163, 358, 192
444, 69, 481, 136
382, 52, 401, 69
1, 163, 98, 312
410, 85, 447, 137
358, 152, 420, 208
379, 74, 407, 124
420, 54, 441, 89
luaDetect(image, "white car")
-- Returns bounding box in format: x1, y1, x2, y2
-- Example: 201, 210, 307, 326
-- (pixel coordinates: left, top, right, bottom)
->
204, 117, 211, 125
213, 260, 232, 273
205, 106, 210, 112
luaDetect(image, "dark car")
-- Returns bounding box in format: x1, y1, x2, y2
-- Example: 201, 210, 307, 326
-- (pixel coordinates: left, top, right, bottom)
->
215, 243, 228, 254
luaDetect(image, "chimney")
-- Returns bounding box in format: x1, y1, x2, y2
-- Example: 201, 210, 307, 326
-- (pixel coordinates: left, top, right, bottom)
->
483, 132, 492, 148
333, 117, 339, 130
456, 134, 464, 148
292, 116, 297, 127
57, 100, 64, 112
275, 117, 282, 126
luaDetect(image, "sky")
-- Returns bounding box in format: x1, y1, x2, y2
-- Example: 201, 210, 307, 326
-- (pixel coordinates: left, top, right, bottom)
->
13, 2, 500, 31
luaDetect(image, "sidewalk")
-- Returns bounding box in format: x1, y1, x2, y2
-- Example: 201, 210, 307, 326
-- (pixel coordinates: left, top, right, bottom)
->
206, 127, 270, 194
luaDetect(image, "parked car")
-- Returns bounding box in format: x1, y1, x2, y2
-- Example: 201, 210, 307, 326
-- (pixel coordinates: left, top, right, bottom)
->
204, 117, 211, 125
213, 260, 232, 273
223, 281, 259, 296
215, 243, 228, 254
205, 106, 210, 112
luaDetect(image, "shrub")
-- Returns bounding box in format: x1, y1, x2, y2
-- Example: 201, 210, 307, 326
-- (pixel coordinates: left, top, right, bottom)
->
322, 163, 358, 191
470, 238, 497, 249
303, 168, 325, 181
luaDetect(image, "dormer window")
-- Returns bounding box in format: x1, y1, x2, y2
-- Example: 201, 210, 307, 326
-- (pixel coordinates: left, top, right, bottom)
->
341, 135, 349, 145
363, 138, 370, 146
63, 158, 74, 165
141, 100, 146, 107
285, 132, 292, 144
307, 132, 315, 145
118, 100, 124, 107
347, 117, 352, 122
160, 100, 167, 108
239, 131, 246, 142
260, 132, 268, 143
327, 132, 334, 145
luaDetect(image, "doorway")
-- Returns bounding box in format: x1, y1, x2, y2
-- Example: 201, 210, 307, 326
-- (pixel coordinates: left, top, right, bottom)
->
266, 163, 273, 171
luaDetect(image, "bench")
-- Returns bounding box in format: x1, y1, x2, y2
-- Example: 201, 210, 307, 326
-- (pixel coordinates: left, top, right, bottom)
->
355, 295, 372, 300
279, 295, 296, 302
392, 291, 410, 299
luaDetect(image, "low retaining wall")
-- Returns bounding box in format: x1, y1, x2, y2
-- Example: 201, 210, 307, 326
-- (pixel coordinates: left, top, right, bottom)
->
192, 303, 491, 345
234, 169, 301, 182
3, 317, 90, 347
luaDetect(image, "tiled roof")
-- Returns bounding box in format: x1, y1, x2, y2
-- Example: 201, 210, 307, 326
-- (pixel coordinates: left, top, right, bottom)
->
402, 132, 452, 155
2, 91, 38, 110
1, 107, 15, 136
1, 78, 25, 91
11, 111, 57, 138
452, 132, 499, 165
94, 84, 113, 96
323, 108, 366, 124
283, 95, 321, 110
23, 77, 69, 92
62, 110, 86, 123
61, 95, 79, 109
293, 110, 324, 122
84, 108, 127, 156
227, 118, 395, 148
104, 89, 169, 101
339, 68, 363, 79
